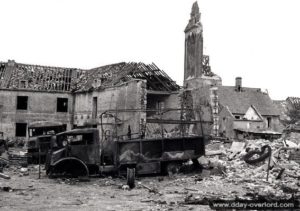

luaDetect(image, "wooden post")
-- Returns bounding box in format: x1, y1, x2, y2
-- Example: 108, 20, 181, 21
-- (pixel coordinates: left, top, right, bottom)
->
266, 150, 272, 182
38, 143, 41, 179
160, 111, 164, 138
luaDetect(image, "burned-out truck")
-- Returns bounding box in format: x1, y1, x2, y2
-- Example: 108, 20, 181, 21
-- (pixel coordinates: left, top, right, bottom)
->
27, 121, 66, 163
45, 128, 205, 187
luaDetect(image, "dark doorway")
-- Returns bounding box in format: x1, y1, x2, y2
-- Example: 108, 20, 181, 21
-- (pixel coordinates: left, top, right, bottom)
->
92, 97, 98, 119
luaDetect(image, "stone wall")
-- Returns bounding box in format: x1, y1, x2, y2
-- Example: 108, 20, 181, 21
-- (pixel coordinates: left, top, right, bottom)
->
219, 106, 235, 139
74, 80, 147, 139
0, 89, 73, 139
146, 93, 181, 138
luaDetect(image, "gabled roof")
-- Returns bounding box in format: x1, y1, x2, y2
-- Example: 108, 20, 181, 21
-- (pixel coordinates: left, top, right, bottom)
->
244, 105, 264, 120
218, 86, 280, 116
0, 60, 179, 93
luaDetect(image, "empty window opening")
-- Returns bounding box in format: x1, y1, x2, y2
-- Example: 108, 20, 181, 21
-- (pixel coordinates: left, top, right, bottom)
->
17, 96, 28, 110
235, 115, 241, 120
156, 101, 165, 114
57, 98, 68, 112
92, 97, 98, 119
16, 123, 27, 137
19, 80, 27, 88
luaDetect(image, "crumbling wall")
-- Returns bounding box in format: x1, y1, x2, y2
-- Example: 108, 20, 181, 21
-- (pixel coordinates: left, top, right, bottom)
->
74, 80, 146, 140
0, 90, 73, 139
182, 75, 222, 137
218, 106, 235, 138
189, 87, 214, 136
262, 116, 283, 132
145, 93, 181, 138
233, 120, 264, 131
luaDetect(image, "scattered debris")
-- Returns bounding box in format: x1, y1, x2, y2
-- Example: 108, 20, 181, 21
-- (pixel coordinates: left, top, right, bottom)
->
201, 137, 300, 200
139, 183, 161, 195
0, 172, 10, 179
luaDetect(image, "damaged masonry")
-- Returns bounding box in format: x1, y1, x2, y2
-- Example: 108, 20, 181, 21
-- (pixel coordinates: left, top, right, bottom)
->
1, 1, 300, 211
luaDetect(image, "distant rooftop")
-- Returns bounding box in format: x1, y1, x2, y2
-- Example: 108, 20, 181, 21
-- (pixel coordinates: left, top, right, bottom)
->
218, 86, 280, 116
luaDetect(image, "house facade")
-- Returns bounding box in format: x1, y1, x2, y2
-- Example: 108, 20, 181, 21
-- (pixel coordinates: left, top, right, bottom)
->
218, 78, 282, 139
0, 2, 217, 141
0, 59, 213, 141
0, 1, 282, 142
182, 2, 282, 139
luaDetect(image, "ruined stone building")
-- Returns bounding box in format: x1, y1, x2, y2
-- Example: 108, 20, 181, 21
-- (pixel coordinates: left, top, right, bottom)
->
0, 60, 189, 140
0, 2, 217, 142
183, 2, 281, 139
0, 1, 281, 141
218, 78, 282, 139
274, 97, 300, 124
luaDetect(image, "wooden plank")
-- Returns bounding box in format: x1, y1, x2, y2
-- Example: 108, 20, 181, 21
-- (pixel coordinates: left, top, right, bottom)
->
147, 118, 212, 124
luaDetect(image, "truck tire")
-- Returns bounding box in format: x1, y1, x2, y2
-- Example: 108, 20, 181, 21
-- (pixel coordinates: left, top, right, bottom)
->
166, 162, 181, 176
244, 145, 271, 165
50, 157, 89, 178
127, 167, 135, 189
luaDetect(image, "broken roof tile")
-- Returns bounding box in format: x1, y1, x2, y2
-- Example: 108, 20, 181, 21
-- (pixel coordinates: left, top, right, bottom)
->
0, 61, 180, 93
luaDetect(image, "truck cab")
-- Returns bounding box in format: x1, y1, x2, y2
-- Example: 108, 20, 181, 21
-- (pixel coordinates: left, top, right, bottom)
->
27, 121, 66, 163
45, 128, 105, 177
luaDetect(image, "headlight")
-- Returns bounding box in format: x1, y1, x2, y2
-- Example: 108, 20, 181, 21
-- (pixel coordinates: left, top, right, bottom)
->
62, 140, 68, 147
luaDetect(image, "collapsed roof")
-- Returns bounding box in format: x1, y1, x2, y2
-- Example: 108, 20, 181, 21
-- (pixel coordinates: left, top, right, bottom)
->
286, 97, 300, 110
0, 60, 180, 93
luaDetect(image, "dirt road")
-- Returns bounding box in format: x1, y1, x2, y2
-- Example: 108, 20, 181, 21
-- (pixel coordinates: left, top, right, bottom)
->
0, 166, 246, 211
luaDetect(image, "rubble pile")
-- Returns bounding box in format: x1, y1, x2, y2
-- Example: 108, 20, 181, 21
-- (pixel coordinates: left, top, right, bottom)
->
202, 138, 300, 199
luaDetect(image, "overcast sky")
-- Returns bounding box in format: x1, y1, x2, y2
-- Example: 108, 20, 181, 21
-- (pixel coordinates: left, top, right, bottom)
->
0, 0, 299, 100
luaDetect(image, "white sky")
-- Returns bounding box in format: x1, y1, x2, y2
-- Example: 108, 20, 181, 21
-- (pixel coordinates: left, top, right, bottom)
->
0, 0, 299, 100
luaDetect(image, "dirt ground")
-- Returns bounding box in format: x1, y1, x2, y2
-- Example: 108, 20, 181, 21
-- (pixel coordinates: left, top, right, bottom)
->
0, 165, 247, 211
2, 138, 299, 211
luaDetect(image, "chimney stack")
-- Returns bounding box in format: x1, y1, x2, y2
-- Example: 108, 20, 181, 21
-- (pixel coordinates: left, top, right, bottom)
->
7, 60, 16, 67
235, 77, 242, 91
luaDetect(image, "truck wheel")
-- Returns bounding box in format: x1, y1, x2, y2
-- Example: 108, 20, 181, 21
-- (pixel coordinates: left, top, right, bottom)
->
127, 168, 135, 189
166, 162, 181, 176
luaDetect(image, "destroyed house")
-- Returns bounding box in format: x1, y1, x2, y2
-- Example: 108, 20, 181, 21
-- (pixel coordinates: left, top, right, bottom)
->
286, 97, 300, 111
274, 97, 300, 128
218, 77, 282, 139
0, 60, 185, 140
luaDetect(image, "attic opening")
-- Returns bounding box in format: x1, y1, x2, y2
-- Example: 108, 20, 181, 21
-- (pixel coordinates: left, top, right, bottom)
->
235, 115, 241, 120
19, 80, 27, 88
17, 96, 28, 110
15, 123, 27, 137
57, 98, 68, 112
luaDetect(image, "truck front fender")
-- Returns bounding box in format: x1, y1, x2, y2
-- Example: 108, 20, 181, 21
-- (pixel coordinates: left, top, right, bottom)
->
49, 157, 89, 178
